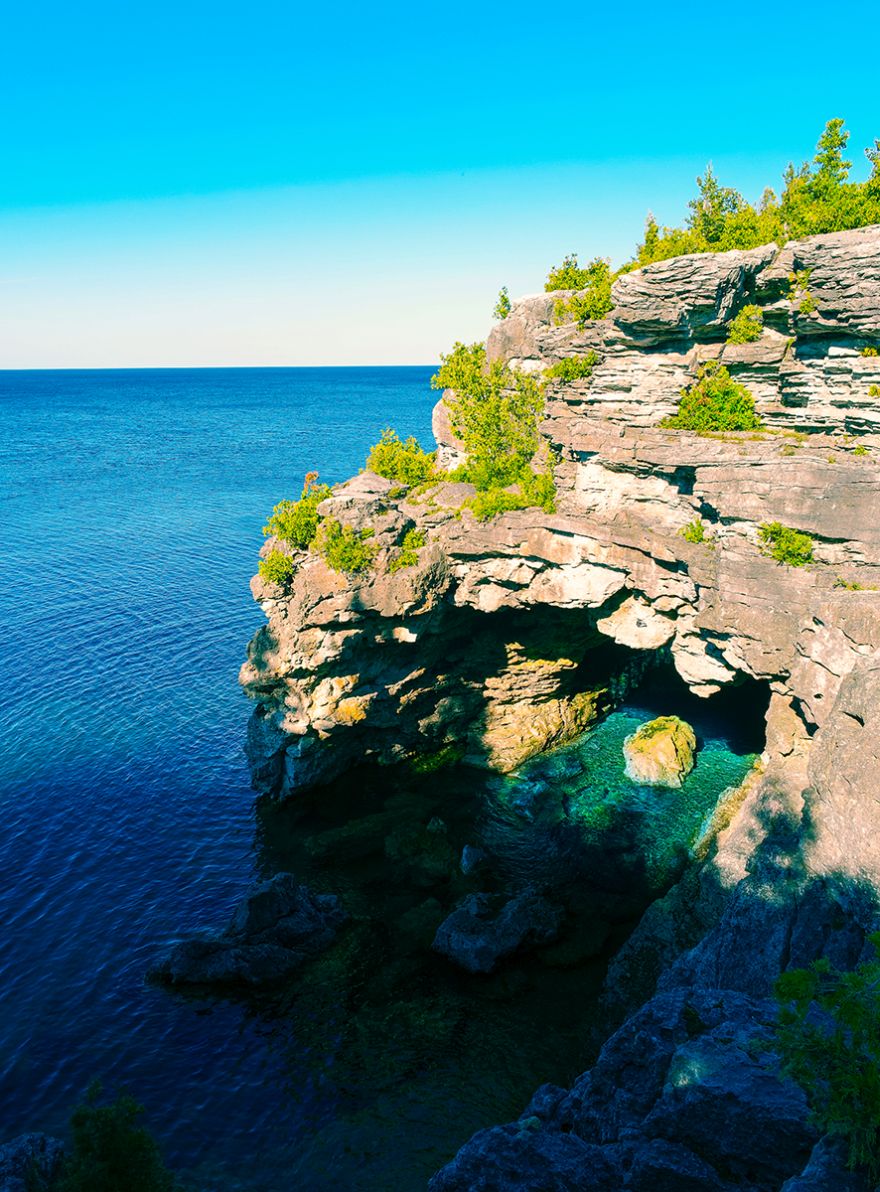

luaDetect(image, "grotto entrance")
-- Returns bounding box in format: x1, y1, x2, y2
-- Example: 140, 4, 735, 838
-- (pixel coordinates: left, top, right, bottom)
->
242, 659, 771, 1186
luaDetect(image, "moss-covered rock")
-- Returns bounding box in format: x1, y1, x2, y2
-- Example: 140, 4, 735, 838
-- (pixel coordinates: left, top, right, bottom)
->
623, 716, 697, 788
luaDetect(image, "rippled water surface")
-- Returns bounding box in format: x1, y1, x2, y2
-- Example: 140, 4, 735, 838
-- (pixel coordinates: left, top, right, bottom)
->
0, 368, 759, 1190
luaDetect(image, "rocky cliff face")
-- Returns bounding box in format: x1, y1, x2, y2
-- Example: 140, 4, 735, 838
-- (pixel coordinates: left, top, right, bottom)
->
241, 226, 880, 1189
242, 225, 880, 795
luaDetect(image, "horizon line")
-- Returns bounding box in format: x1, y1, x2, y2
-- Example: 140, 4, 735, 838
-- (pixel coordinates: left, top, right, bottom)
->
0, 362, 438, 373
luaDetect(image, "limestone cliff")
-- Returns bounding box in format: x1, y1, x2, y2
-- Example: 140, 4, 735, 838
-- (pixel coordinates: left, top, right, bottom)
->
242, 225, 880, 797
241, 225, 880, 1190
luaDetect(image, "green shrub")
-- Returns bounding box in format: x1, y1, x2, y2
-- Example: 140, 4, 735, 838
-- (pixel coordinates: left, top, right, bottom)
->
463, 488, 531, 521
544, 352, 600, 383
833, 576, 876, 590
544, 253, 592, 290
314, 518, 378, 574
431, 342, 545, 489
57, 1084, 179, 1192
789, 269, 816, 314
519, 468, 556, 512
726, 304, 764, 344
388, 528, 427, 573
258, 549, 296, 585
662, 361, 762, 433
758, 521, 815, 566
263, 473, 332, 550
774, 934, 880, 1181
632, 120, 880, 268
493, 286, 511, 320
870, 385, 880, 397
462, 469, 556, 522
853, 444, 870, 456
365, 428, 437, 486
680, 518, 708, 544
549, 258, 614, 324
860, 346, 878, 357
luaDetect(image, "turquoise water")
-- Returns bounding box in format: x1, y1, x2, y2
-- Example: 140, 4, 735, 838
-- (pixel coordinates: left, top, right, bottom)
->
0, 367, 760, 1189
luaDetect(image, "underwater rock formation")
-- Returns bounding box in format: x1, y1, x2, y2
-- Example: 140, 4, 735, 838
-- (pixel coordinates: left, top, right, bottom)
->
432, 887, 563, 974
149, 873, 346, 987
623, 715, 696, 788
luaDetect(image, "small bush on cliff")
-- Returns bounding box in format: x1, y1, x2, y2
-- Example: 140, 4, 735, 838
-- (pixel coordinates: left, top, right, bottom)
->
860, 346, 878, 357
679, 518, 709, 544
388, 528, 427, 573
726, 304, 764, 344
789, 269, 816, 315
493, 286, 511, 320
57, 1083, 179, 1192
263, 472, 332, 550
758, 521, 815, 566
432, 342, 558, 518
870, 385, 880, 397
462, 468, 556, 521
773, 935, 880, 1181
547, 257, 614, 324
366, 428, 437, 486
544, 352, 599, 384
258, 549, 296, 585
431, 341, 548, 487
662, 361, 762, 433
314, 518, 378, 574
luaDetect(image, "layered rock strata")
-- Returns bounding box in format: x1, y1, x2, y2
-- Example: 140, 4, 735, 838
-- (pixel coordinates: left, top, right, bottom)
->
242, 226, 880, 798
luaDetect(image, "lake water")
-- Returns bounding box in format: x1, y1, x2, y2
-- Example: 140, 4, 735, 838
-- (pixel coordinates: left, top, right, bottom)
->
0, 368, 758, 1189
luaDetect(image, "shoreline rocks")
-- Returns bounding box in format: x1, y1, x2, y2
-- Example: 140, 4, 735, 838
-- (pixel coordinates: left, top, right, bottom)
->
0, 1134, 64, 1192
149, 873, 347, 987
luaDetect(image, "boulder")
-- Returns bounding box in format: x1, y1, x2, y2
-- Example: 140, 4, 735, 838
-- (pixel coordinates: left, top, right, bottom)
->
427, 1122, 621, 1192
0, 1134, 64, 1192
626, 1138, 726, 1192
149, 873, 346, 987
781, 1135, 873, 1192
623, 716, 696, 788
432, 887, 562, 974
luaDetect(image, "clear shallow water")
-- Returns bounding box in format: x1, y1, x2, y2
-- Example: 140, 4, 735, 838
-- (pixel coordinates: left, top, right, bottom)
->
0, 368, 759, 1190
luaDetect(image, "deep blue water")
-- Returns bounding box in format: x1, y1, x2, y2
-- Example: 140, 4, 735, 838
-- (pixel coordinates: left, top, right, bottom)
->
0, 368, 435, 1186
0, 367, 758, 1190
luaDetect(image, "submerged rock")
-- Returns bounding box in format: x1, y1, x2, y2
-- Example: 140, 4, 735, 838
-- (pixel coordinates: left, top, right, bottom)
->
0, 1134, 64, 1192
623, 715, 696, 788
149, 873, 347, 987
432, 887, 562, 974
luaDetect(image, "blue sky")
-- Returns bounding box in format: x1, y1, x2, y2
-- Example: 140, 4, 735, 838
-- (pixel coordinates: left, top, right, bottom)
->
2, 0, 878, 366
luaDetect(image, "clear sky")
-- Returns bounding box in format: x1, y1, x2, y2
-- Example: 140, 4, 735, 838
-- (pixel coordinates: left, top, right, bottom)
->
2, 0, 878, 368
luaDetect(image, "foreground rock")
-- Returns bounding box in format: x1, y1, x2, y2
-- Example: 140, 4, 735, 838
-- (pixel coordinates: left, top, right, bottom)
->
432, 887, 563, 973
149, 873, 346, 987
431, 989, 816, 1191
623, 716, 697, 788
0, 1134, 64, 1192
